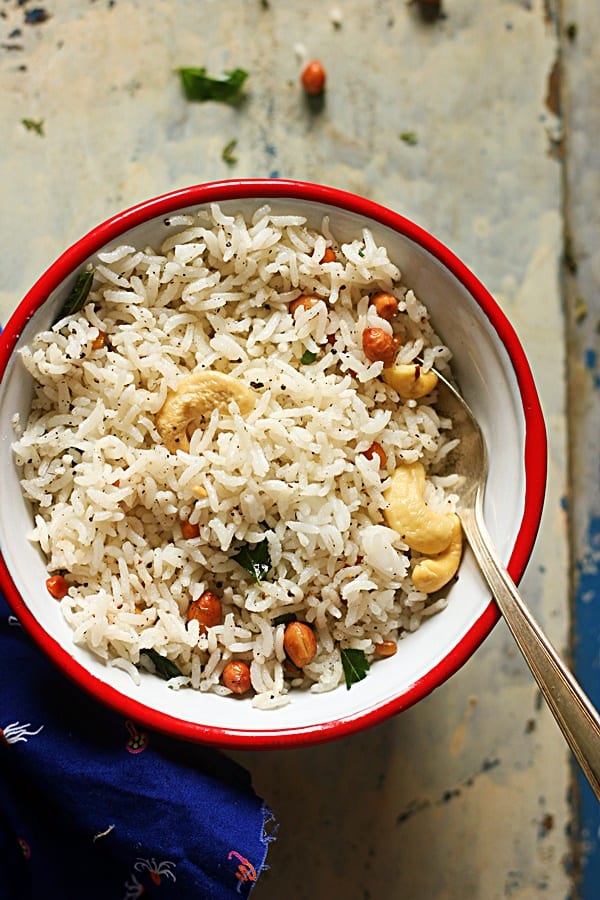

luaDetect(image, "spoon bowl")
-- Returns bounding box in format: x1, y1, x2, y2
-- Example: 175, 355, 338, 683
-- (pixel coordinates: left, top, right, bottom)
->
430, 364, 600, 799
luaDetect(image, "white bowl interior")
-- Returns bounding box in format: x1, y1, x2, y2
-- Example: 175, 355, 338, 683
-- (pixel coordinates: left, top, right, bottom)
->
0, 196, 527, 740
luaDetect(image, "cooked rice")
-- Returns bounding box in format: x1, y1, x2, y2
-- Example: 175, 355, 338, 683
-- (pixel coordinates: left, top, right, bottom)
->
13, 204, 459, 708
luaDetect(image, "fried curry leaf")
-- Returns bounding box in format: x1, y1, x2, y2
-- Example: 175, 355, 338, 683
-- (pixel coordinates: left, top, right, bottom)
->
273, 612, 297, 626
54, 268, 95, 323
340, 647, 370, 689
399, 130, 418, 146
300, 349, 317, 365
233, 537, 271, 584
222, 139, 238, 165
141, 648, 182, 680
22, 118, 44, 136
178, 67, 248, 103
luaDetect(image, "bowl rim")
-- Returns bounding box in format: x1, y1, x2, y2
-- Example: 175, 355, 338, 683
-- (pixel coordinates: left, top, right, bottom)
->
0, 178, 547, 749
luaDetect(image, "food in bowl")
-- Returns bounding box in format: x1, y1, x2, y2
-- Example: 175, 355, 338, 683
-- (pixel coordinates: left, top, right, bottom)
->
12, 202, 463, 709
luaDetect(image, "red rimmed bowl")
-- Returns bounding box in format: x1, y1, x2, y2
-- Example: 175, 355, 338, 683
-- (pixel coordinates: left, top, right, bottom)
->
0, 179, 546, 748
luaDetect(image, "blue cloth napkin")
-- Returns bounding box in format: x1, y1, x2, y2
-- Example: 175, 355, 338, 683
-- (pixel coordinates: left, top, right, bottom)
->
0, 591, 275, 900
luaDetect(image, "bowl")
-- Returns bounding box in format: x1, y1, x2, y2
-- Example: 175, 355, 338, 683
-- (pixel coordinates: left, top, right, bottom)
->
0, 179, 546, 749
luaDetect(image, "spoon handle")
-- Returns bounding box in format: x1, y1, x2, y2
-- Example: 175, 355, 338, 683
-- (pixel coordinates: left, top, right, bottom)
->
460, 507, 600, 802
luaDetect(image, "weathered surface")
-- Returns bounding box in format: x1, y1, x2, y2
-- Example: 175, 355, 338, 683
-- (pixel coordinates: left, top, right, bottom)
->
561, 1, 600, 896
1, 0, 588, 896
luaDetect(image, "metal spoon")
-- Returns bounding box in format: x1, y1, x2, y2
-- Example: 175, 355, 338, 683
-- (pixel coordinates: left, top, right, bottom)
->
429, 363, 600, 800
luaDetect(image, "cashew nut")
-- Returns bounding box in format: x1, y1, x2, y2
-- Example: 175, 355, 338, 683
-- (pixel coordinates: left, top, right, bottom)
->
156, 370, 256, 453
382, 363, 438, 399
412, 515, 463, 593
382, 462, 456, 555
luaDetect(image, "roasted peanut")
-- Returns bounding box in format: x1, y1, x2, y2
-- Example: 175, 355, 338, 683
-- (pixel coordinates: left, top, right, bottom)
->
222, 660, 252, 695
301, 59, 326, 95
362, 441, 387, 467
283, 621, 318, 668
46, 574, 69, 599
187, 590, 222, 632
181, 519, 200, 540
283, 659, 303, 679
374, 640, 398, 658
289, 294, 323, 316
370, 292, 399, 321
91, 331, 107, 351
362, 328, 398, 367
383, 461, 458, 555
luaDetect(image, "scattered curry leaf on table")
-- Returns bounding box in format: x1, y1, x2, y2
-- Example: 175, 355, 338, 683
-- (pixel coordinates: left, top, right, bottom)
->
54, 269, 95, 324
399, 130, 418, 146
178, 67, 248, 103
233, 537, 271, 584
340, 647, 370, 689
141, 648, 182, 680
222, 138, 238, 165
21, 118, 44, 136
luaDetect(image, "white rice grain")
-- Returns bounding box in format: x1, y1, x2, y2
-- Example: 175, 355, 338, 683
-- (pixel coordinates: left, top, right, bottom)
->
14, 204, 458, 706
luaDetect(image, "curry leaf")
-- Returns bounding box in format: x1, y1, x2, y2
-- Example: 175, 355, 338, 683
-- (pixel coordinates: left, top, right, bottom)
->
54, 269, 95, 323
22, 118, 44, 136
273, 612, 297, 626
222, 139, 238, 165
300, 349, 317, 365
399, 130, 418, 146
178, 67, 248, 103
340, 647, 370, 689
141, 648, 182, 680
233, 537, 271, 584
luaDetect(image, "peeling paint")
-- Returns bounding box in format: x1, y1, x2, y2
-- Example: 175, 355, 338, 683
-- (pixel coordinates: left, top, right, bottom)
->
542, 0, 559, 29
538, 812, 555, 839
545, 58, 561, 116
583, 348, 597, 371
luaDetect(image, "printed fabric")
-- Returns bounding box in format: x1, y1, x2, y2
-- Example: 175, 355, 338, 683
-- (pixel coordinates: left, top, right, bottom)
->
0, 592, 275, 900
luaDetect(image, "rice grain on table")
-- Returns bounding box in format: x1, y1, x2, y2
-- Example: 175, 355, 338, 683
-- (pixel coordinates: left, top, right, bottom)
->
14, 204, 458, 708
